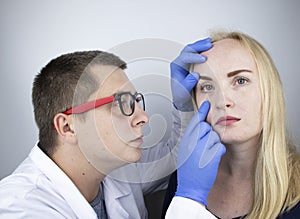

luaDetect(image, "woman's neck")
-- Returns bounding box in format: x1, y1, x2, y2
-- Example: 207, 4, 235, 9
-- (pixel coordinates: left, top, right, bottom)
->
220, 138, 259, 179
207, 138, 260, 218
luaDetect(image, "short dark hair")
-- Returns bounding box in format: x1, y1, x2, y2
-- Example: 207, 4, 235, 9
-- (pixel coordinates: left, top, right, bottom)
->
32, 51, 127, 155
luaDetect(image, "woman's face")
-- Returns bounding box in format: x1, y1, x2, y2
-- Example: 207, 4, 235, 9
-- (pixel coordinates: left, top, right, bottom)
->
194, 39, 263, 145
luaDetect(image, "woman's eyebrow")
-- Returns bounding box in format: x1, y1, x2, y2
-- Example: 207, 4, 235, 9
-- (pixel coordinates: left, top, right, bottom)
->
227, 69, 252, 77
199, 75, 213, 81
199, 69, 252, 81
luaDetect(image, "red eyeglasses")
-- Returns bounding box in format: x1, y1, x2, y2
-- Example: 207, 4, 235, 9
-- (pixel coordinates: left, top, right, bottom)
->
62, 92, 145, 116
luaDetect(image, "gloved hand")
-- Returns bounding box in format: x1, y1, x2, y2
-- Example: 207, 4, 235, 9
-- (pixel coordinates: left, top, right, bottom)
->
171, 38, 212, 111
175, 101, 226, 206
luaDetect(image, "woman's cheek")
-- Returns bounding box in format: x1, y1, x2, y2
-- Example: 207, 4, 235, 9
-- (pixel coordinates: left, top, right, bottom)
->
206, 110, 213, 125
196, 98, 213, 125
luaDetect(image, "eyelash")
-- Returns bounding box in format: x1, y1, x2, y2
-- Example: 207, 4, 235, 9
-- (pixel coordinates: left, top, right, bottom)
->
199, 76, 250, 93
200, 83, 214, 93
136, 96, 142, 103
233, 76, 249, 86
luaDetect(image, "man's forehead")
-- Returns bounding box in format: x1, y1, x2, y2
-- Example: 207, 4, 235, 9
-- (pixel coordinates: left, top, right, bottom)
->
89, 64, 124, 79
90, 65, 136, 96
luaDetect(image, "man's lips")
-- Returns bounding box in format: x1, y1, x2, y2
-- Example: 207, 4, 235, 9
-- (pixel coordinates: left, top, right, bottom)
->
216, 116, 241, 126
130, 135, 144, 143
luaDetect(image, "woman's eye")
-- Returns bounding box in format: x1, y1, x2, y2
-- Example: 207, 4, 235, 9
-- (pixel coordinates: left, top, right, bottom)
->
201, 84, 214, 92
235, 77, 249, 85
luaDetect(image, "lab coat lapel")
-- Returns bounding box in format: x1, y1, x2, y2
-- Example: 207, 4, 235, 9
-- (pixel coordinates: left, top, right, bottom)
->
103, 177, 131, 218
30, 145, 97, 219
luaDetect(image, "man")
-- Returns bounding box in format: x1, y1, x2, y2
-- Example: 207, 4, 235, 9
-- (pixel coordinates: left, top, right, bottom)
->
0, 44, 223, 218
0, 51, 150, 218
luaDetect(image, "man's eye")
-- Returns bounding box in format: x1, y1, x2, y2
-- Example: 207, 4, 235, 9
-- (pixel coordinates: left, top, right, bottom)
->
121, 100, 128, 105
112, 101, 121, 108
136, 96, 142, 103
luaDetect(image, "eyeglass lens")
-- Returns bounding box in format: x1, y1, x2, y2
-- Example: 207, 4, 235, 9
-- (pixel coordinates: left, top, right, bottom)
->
118, 93, 145, 116
120, 94, 133, 115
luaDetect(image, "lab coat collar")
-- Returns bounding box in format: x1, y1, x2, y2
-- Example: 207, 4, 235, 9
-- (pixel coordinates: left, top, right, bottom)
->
104, 163, 141, 199
102, 165, 142, 218
102, 176, 132, 218
103, 175, 131, 199
29, 143, 98, 219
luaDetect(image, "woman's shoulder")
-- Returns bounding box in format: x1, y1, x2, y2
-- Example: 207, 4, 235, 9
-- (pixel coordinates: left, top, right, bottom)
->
278, 200, 300, 218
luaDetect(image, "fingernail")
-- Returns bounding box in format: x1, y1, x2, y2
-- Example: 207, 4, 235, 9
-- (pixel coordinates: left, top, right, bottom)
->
199, 55, 207, 62
203, 100, 210, 107
191, 72, 200, 80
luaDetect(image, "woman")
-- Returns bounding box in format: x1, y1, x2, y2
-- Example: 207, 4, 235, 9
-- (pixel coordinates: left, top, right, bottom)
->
163, 31, 300, 219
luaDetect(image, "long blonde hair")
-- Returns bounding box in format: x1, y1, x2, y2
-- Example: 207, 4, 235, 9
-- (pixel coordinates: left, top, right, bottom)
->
210, 31, 300, 219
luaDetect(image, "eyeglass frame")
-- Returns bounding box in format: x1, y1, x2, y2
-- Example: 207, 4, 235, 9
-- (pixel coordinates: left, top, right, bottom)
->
62, 91, 145, 117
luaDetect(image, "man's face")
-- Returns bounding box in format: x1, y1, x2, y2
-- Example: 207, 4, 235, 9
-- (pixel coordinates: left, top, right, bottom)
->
193, 39, 262, 145
74, 65, 149, 174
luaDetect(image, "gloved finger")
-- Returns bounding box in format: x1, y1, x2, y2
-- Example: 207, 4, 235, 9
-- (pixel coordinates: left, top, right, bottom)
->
172, 53, 206, 70
197, 101, 210, 123
199, 142, 226, 168
170, 63, 189, 82
197, 121, 212, 140
182, 38, 212, 53
182, 107, 211, 139
180, 72, 200, 93
171, 72, 199, 100
206, 131, 221, 148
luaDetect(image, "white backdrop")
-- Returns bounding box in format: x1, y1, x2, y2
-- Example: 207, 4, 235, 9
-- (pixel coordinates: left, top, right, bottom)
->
1, 0, 299, 179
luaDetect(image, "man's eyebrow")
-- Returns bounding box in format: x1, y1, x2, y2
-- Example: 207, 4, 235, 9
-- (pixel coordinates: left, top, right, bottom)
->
115, 90, 137, 94
227, 69, 252, 77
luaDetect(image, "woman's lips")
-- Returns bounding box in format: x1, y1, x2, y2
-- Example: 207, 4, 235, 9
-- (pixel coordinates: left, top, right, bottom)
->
216, 116, 241, 126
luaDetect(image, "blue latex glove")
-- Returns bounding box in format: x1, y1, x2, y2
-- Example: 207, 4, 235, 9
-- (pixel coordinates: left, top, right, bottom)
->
171, 38, 212, 111
175, 101, 226, 206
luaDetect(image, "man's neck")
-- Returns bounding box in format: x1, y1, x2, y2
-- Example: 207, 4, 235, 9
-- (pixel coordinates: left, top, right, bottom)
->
51, 143, 106, 202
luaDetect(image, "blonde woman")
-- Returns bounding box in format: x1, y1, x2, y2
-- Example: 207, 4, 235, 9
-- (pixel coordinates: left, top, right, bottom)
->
163, 31, 300, 219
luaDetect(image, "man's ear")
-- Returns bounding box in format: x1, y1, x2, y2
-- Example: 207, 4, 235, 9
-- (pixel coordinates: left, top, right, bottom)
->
53, 113, 77, 144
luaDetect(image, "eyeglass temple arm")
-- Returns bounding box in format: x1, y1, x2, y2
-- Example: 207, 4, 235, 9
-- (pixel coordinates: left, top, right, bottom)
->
63, 96, 115, 115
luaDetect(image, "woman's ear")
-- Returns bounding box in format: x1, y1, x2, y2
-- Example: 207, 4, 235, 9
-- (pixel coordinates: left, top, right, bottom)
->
53, 113, 77, 144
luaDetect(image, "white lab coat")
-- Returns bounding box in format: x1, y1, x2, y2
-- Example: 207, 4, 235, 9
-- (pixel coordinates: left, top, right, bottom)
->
0, 145, 97, 219
0, 108, 194, 218
103, 168, 170, 219
165, 197, 217, 219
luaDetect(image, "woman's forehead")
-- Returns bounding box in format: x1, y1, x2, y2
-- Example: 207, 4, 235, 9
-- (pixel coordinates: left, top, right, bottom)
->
203, 39, 246, 58
196, 39, 255, 75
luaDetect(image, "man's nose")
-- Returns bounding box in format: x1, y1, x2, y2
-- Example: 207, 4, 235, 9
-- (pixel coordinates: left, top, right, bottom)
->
132, 102, 149, 126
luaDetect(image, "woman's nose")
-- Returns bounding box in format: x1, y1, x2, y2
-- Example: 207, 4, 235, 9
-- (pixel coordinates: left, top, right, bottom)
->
214, 89, 235, 109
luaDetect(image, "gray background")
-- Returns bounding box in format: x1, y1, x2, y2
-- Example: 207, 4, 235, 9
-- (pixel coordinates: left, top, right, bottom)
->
1, 0, 299, 179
